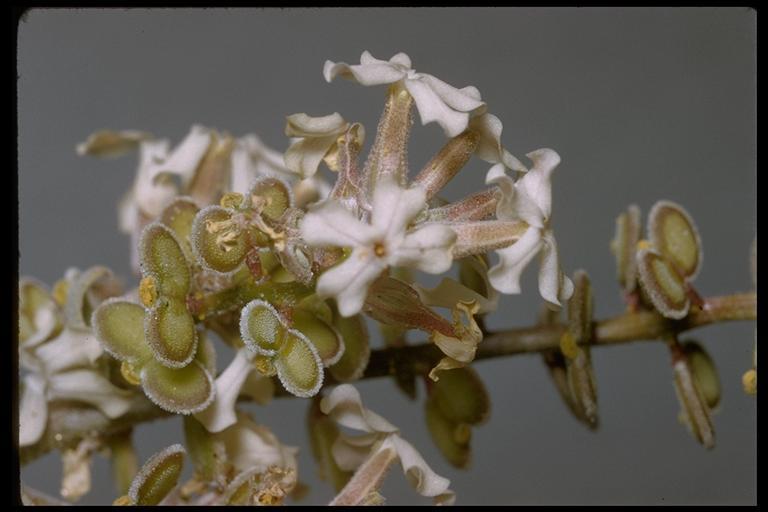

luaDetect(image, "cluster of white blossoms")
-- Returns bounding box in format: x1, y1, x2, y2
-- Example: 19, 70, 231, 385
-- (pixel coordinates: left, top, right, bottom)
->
22, 50, 576, 506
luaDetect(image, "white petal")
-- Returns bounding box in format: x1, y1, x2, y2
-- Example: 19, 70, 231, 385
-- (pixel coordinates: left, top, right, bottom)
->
471, 114, 527, 172
35, 329, 102, 375
370, 180, 426, 241
488, 227, 543, 294
391, 224, 456, 274
486, 164, 544, 227
404, 78, 470, 138
388, 52, 412, 69
316, 250, 386, 317
320, 384, 399, 434
331, 432, 382, 471
538, 231, 574, 308
384, 435, 455, 505
194, 349, 255, 433
517, 148, 560, 220
285, 112, 347, 137
324, 53, 406, 86
219, 412, 297, 473
47, 369, 133, 419
134, 138, 177, 218
117, 190, 138, 234
153, 125, 212, 188
284, 135, 338, 179
19, 374, 47, 447
301, 200, 377, 248
419, 73, 485, 113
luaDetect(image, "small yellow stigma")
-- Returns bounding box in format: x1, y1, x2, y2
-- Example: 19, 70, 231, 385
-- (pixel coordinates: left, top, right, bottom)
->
113, 495, 134, 506
220, 192, 244, 210
120, 361, 142, 386
742, 369, 757, 395
560, 331, 580, 360
52, 278, 70, 307
139, 275, 158, 308
373, 241, 387, 257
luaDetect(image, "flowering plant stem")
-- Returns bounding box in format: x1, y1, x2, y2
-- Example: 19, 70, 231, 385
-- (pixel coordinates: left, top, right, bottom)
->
19, 291, 755, 467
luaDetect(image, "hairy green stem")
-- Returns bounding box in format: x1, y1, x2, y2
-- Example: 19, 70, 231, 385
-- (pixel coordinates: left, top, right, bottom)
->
19, 292, 755, 466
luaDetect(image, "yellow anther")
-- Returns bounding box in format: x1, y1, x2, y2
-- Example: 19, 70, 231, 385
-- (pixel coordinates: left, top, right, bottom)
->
120, 361, 142, 386
637, 239, 653, 251
220, 192, 244, 210
205, 217, 241, 253
139, 275, 158, 308
560, 331, 580, 360
742, 369, 757, 395
113, 495, 134, 506
373, 241, 387, 257
52, 278, 69, 307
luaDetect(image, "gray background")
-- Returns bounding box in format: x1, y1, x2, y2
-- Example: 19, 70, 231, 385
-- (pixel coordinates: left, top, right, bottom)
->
18, 7, 756, 505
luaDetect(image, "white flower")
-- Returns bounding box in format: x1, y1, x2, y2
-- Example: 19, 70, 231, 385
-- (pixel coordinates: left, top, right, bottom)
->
20, 326, 133, 447
321, 384, 455, 506
283, 112, 351, 178
230, 133, 297, 194
324, 51, 486, 138
194, 348, 274, 433
300, 179, 456, 317
485, 148, 574, 308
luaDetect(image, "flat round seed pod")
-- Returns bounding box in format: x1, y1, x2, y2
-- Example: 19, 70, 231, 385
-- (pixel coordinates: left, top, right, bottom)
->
248, 177, 294, 223
275, 330, 323, 398
636, 248, 690, 319
431, 366, 490, 425
648, 200, 702, 279
682, 340, 721, 409
145, 298, 198, 368
140, 223, 191, 299
240, 300, 285, 357
425, 397, 471, 469
190, 206, 248, 274
128, 444, 185, 505
140, 359, 215, 414
610, 204, 641, 293
329, 310, 370, 382
92, 298, 152, 365
160, 197, 200, 262
292, 309, 344, 366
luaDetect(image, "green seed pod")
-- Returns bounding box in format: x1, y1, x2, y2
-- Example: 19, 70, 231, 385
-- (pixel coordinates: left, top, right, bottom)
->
274, 330, 323, 398
140, 223, 191, 299
240, 300, 285, 357
248, 177, 294, 223
160, 197, 200, 263
292, 308, 344, 367
108, 430, 138, 495
425, 397, 471, 469
92, 299, 152, 366
636, 248, 690, 319
648, 200, 702, 279
682, 340, 721, 410
431, 366, 490, 425
144, 297, 198, 369
567, 350, 599, 429
183, 416, 221, 481
190, 206, 248, 274
128, 444, 185, 505
140, 359, 214, 414
672, 353, 715, 450
328, 307, 370, 382
610, 204, 641, 294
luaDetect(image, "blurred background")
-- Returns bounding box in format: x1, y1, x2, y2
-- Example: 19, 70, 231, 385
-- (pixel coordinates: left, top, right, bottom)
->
18, 7, 756, 505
